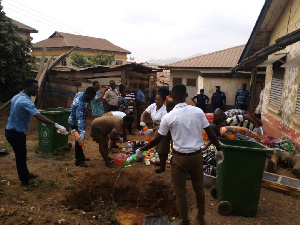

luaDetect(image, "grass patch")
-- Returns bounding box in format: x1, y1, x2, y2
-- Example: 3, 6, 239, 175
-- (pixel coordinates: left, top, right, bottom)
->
92, 198, 118, 223
23, 178, 58, 192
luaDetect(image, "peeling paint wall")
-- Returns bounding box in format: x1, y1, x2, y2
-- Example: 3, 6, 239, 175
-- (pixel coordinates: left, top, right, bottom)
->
169, 70, 250, 106
262, 0, 300, 149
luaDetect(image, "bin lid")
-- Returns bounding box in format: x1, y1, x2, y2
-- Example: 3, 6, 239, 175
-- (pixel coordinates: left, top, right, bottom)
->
38, 109, 65, 115
219, 138, 274, 154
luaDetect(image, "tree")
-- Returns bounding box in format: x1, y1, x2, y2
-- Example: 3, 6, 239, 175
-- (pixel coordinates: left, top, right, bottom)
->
0, 3, 36, 102
69, 51, 115, 67
70, 52, 89, 67
87, 52, 115, 65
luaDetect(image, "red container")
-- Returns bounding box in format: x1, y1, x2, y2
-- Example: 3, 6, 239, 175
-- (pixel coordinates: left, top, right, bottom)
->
114, 153, 128, 166
205, 113, 214, 124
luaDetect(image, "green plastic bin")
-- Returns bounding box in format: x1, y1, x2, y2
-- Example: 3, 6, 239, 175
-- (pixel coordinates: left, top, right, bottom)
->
215, 138, 274, 217
38, 110, 67, 153
44, 108, 71, 148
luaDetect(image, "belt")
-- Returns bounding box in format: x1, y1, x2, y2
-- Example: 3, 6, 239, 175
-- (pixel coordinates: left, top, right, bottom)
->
172, 149, 201, 156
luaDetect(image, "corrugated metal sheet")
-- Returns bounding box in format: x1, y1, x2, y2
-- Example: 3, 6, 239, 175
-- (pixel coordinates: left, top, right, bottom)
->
165, 45, 245, 68
269, 78, 283, 107
282, 54, 300, 68
257, 53, 286, 67
11, 19, 38, 33
33, 31, 130, 54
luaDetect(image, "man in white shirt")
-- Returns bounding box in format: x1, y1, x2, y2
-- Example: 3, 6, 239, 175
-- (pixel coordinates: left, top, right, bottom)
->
139, 84, 223, 225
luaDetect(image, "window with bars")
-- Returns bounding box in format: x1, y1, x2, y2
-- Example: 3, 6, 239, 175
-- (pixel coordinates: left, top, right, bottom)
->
269, 59, 285, 107
186, 78, 196, 87
173, 78, 182, 85
61, 58, 67, 66
269, 78, 283, 107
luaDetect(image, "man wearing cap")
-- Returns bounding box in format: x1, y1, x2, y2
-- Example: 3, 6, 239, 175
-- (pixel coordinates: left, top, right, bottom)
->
192, 89, 209, 113
235, 83, 250, 110
137, 84, 223, 225
211, 86, 226, 111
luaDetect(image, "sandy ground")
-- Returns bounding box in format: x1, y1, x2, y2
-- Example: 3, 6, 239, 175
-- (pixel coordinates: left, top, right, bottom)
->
0, 113, 299, 225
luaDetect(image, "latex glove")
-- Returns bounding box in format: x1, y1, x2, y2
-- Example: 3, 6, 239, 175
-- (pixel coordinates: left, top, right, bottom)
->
140, 122, 146, 127
135, 149, 144, 159
144, 129, 153, 135
54, 123, 67, 134
77, 131, 85, 142
119, 137, 124, 143
215, 151, 224, 164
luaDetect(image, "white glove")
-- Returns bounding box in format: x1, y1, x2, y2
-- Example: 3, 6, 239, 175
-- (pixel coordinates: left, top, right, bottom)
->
144, 129, 153, 135
77, 131, 85, 142
215, 151, 224, 164
54, 123, 67, 134
119, 137, 124, 143
135, 149, 144, 159
140, 122, 146, 127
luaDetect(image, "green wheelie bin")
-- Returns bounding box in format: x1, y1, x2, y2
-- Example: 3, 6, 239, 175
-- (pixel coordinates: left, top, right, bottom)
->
211, 138, 273, 217
38, 109, 67, 153
44, 107, 71, 148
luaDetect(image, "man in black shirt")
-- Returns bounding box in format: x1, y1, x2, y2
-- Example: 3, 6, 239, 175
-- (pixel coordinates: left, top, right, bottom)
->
192, 89, 209, 112
211, 86, 226, 111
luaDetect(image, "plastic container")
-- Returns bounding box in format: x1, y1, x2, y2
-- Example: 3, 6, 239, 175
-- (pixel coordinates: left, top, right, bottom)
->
114, 153, 128, 166
205, 113, 214, 124
38, 110, 67, 153
44, 107, 71, 148
71, 129, 84, 146
213, 138, 274, 217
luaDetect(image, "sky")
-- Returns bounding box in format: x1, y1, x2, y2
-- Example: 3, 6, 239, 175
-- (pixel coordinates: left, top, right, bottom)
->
1, 0, 266, 62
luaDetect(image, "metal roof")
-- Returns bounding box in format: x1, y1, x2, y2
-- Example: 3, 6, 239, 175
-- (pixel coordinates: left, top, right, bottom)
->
11, 19, 38, 33
33, 31, 131, 54
161, 45, 245, 69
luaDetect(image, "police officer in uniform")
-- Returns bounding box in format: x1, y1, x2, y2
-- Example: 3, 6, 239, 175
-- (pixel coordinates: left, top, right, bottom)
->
192, 89, 209, 112
211, 86, 226, 111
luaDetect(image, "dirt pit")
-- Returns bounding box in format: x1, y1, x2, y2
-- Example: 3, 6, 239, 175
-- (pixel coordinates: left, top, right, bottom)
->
62, 169, 177, 223
0, 114, 300, 225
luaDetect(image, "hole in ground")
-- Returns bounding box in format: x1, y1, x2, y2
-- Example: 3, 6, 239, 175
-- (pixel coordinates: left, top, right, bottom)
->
62, 168, 178, 218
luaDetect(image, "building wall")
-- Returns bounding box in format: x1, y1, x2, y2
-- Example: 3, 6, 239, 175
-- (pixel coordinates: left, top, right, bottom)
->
17, 31, 31, 40
32, 48, 128, 66
262, 0, 300, 149
170, 70, 250, 106
201, 77, 250, 106
169, 70, 199, 105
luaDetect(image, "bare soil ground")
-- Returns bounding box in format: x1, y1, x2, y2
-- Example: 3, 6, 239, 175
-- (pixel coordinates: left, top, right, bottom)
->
0, 113, 299, 225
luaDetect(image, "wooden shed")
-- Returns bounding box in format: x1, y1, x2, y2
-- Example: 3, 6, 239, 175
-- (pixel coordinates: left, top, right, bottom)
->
41, 63, 159, 108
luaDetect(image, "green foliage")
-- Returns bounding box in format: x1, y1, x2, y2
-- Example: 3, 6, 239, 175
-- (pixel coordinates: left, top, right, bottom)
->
70, 51, 115, 67
87, 52, 115, 65
0, 3, 36, 102
70, 52, 89, 67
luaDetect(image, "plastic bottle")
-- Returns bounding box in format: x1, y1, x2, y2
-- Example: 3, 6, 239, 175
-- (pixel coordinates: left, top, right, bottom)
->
114, 153, 128, 166
71, 129, 84, 146
141, 124, 152, 142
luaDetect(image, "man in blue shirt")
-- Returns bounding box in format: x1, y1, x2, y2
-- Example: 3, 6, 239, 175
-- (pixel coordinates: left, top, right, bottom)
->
235, 83, 250, 110
91, 81, 109, 117
68, 87, 96, 167
136, 83, 147, 130
5, 78, 67, 186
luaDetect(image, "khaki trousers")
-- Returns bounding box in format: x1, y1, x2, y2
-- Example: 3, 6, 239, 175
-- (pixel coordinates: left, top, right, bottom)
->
171, 153, 205, 225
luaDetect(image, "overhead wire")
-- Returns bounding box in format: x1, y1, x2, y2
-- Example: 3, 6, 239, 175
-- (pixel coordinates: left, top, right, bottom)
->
2, 0, 168, 63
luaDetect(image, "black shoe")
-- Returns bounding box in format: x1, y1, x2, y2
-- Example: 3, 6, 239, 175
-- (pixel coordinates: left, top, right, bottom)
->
155, 168, 165, 173
186, 173, 191, 180
84, 158, 90, 161
21, 180, 34, 187
75, 161, 88, 167
28, 173, 38, 180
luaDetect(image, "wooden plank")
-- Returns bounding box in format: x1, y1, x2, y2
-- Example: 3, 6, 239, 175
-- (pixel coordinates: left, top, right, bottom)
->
36, 47, 47, 81
55, 70, 93, 79
35, 47, 77, 108
93, 71, 122, 77
47, 76, 81, 86
46, 82, 78, 93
